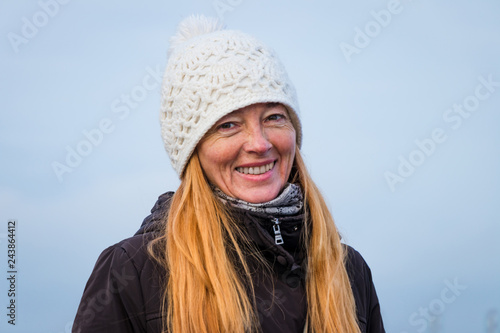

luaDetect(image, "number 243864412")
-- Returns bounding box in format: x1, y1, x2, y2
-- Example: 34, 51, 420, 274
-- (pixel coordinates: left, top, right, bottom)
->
7, 221, 16, 267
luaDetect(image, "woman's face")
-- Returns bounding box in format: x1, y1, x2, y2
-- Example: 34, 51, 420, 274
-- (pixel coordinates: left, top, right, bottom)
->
197, 103, 296, 203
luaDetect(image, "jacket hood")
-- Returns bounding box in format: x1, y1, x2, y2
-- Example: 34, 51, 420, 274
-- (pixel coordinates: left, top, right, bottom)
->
135, 191, 174, 236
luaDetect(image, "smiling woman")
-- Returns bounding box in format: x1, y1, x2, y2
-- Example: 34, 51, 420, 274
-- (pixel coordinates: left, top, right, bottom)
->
73, 15, 385, 333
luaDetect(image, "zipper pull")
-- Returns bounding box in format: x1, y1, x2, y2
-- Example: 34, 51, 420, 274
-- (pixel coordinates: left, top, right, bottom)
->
272, 218, 284, 245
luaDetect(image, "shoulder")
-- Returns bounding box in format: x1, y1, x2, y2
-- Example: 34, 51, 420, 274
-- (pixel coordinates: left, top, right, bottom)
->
88, 190, 173, 295
81, 232, 161, 298
343, 245, 375, 309
343, 245, 386, 333
95, 189, 173, 276
109, 233, 157, 272
86, 232, 155, 276
344, 245, 372, 279
74, 192, 172, 332
93, 231, 164, 296
73, 233, 164, 332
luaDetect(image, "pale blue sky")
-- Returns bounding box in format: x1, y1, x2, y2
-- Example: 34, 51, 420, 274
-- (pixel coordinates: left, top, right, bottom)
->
1, 1, 499, 332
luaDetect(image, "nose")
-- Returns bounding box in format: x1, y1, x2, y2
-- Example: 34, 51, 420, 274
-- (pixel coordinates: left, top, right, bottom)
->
244, 126, 272, 155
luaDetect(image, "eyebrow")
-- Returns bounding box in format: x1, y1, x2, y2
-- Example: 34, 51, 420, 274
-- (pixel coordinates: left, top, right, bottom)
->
216, 102, 284, 124
266, 102, 280, 108
217, 110, 241, 123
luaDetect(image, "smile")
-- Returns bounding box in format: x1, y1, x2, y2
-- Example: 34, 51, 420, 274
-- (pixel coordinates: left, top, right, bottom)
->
236, 162, 275, 175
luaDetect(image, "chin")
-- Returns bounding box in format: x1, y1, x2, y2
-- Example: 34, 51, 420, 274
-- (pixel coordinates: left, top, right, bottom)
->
240, 187, 281, 204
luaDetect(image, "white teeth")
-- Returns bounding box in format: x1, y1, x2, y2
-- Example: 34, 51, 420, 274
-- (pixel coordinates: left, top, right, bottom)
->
237, 162, 274, 175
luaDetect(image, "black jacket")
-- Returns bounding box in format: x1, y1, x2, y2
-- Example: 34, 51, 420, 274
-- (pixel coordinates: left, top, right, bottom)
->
73, 192, 385, 332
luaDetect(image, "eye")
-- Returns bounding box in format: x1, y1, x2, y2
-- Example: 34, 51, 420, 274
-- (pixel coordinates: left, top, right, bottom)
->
218, 122, 236, 131
266, 114, 286, 122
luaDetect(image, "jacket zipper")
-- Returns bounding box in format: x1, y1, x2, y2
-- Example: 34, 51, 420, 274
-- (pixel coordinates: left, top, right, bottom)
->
272, 218, 284, 245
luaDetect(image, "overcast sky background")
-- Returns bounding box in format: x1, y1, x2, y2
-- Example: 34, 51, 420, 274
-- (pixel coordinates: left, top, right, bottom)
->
1, 1, 499, 332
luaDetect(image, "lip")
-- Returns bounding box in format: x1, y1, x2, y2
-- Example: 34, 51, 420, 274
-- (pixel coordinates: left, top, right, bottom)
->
235, 159, 276, 169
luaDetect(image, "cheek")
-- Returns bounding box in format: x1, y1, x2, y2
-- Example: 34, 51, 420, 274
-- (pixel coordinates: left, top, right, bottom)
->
273, 129, 296, 157
199, 140, 238, 175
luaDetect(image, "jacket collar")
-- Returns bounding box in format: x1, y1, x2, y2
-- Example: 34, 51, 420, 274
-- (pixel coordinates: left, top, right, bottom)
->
135, 191, 307, 272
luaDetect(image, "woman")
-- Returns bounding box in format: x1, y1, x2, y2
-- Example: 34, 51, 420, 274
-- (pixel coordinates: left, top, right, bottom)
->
73, 15, 385, 333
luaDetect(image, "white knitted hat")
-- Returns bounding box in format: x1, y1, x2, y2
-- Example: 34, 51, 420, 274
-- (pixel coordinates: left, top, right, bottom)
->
160, 15, 302, 176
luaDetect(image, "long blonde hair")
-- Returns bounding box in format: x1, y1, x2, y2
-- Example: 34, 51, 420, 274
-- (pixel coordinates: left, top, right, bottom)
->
149, 148, 360, 332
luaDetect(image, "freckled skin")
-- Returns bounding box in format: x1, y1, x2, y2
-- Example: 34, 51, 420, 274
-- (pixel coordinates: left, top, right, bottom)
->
197, 103, 296, 203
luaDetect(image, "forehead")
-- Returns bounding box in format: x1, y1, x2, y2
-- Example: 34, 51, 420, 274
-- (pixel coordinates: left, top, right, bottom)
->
217, 103, 285, 121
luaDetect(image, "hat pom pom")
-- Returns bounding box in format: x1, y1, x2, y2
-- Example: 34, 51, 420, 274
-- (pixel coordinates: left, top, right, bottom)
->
168, 15, 224, 55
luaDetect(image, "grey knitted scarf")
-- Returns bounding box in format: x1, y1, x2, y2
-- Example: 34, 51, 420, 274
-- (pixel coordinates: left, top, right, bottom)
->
212, 183, 303, 216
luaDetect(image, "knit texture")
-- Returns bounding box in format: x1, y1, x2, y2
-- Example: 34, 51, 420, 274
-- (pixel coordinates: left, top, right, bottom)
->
160, 15, 302, 176
213, 183, 304, 216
